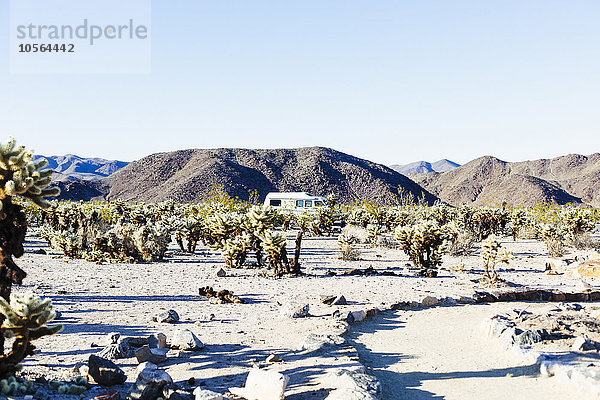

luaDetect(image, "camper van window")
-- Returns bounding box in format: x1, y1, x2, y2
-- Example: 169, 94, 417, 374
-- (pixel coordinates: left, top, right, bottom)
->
270, 199, 281, 206
305, 200, 313, 207
314, 201, 323, 207
296, 200, 304, 207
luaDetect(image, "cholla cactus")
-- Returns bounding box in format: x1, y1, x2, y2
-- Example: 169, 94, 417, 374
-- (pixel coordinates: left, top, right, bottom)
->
0, 292, 62, 377
221, 233, 252, 267
366, 224, 383, 247
395, 221, 447, 270
259, 230, 289, 276
337, 233, 360, 261
481, 235, 511, 283
0, 138, 59, 212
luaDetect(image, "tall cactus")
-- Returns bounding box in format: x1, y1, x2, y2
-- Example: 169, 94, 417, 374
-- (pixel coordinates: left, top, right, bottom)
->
0, 137, 59, 355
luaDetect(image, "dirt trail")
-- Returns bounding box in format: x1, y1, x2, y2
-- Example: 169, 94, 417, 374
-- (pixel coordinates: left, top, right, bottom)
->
348, 303, 585, 400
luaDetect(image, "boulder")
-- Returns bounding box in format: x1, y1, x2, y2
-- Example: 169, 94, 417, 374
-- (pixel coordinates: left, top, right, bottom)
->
421, 296, 438, 307
216, 268, 227, 277
153, 310, 180, 323
135, 345, 168, 364
127, 362, 172, 400
193, 388, 223, 400
280, 303, 309, 318
229, 369, 289, 400
98, 339, 134, 360
163, 384, 194, 400
88, 355, 127, 386
298, 333, 346, 352
171, 329, 204, 351
324, 369, 381, 400
148, 333, 168, 349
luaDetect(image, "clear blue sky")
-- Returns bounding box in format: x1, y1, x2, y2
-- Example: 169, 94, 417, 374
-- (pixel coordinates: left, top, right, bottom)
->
1, 1, 599, 165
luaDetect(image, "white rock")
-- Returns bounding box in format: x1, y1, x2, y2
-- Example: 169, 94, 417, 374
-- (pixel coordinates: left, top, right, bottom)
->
421, 296, 438, 307
229, 368, 289, 400
194, 387, 223, 400
171, 329, 205, 351
281, 303, 309, 318
350, 310, 366, 323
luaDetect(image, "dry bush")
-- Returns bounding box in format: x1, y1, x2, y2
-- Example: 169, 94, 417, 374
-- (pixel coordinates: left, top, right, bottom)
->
569, 233, 600, 251
339, 244, 361, 261
447, 230, 477, 256
341, 224, 370, 244
546, 239, 566, 258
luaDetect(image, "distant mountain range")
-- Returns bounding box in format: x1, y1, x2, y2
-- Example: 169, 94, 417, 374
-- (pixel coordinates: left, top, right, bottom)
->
36, 154, 129, 182
390, 159, 460, 174
40, 150, 600, 207
411, 154, 600, 207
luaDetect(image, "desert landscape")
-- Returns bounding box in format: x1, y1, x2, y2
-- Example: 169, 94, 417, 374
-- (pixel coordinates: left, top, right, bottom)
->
2, 137, 600, 400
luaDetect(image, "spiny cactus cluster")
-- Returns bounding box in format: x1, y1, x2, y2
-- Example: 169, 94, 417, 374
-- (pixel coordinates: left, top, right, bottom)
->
0, 292, 62, 378
481, 235, 511, 284
395, 221, 448, 270
0, 137, 59, 213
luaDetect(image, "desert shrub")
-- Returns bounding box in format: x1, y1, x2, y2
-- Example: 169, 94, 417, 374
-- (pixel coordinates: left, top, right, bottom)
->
394, 221, 447, 270
443, 222, 477, 256
340, 224, 370, 244
568, 232, 600, 251
537, 224, 567, 258
337, 233, 361, 260
481, 234, 511, 283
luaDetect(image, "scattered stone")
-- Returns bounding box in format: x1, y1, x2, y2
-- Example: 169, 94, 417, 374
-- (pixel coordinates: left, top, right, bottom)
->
281, 303, 309, 318
124, 337, 150, 348
421, 296, 438, 307
266, 354, 282, 363
514, 329, 546, 347
332, 296, 347, 305
193, 388, 223, 400
148, 333, 168, 349
98, 339, 134, 360
127, 362, 173, 400
153, 310, 180, 323
135, 345, 168, 364
324, 369, 381, 400
229, 368, 289, 400
321, 295, 337, 305
163, 384, 194, 400
216, 268, 227, 277
171, 329, 204, 351
298, 333, 346, 352
33, 248, 47, 254
572, 336, 599, 351
88, 355, 127, 386
350, 310, 366, 323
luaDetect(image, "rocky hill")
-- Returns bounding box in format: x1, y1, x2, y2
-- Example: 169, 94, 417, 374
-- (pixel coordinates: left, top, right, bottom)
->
412, 154, 600, 207
391, 159, 460, 174
105, 147, 437, 205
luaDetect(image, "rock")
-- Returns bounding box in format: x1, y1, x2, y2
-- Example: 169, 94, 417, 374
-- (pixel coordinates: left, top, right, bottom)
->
163, 384, 194, 400
216, 268, 227, 277
298, 333, 346, 352
171, 329, 204, 351
127, 362, 172, 400
229, 368, 289, 400
265, 354, 282, 363
33, 248, 47, 255
123, 337, 149, 348
332, 310, 354, 323
106, 332, 121, 345
193, 388, 223, 400
153, 310, 180, 323
332, 296, 347, 305
88, 355, 127, 386
135, 345, 168, 364
350, 310, 366, 323
572, 336, 599, 351
324, 369, 381, 400
321, 295, 337, 305
95, 389, 121, 400
98, 339, 134, 359
148, 333, 168, 349
421, 296, 438, 307
514, 329, 546, 347
281, 303, 309, 318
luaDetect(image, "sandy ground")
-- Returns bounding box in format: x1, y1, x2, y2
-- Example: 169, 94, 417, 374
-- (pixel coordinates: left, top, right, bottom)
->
8, 230, 600, 398
348, 303, 593, 400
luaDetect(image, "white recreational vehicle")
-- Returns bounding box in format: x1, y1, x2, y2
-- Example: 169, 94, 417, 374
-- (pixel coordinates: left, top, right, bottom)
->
263, 192, 327, 212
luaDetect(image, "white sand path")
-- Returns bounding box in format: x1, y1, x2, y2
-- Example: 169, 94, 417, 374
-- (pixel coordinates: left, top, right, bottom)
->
348, 303, 587, 400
